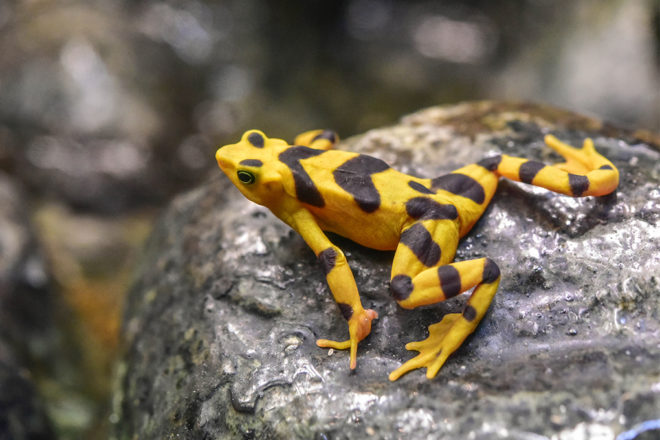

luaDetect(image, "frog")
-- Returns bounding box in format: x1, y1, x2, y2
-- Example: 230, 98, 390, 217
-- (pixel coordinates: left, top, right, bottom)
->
215, 129, 619, 381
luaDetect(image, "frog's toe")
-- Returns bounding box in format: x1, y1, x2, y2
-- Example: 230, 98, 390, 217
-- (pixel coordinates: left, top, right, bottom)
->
388, 351, 436, 381
426, 350, 452, 378
403, 340, 424, 351
316, 338, 351, 350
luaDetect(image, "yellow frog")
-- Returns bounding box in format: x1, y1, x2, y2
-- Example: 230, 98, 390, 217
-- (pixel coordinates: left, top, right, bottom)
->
215, 129, 619, 380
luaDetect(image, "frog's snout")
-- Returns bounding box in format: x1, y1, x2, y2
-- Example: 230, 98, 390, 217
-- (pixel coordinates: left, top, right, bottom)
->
215, 147, 230, 170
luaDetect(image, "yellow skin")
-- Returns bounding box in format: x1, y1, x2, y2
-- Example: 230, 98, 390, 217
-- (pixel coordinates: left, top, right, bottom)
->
216, 129, 619, 380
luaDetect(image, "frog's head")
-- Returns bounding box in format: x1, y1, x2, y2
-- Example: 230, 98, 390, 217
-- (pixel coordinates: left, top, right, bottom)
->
216, 130, 287, 206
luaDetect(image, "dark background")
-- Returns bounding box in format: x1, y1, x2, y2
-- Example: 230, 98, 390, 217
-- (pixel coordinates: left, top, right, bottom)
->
0, 0, 658, 437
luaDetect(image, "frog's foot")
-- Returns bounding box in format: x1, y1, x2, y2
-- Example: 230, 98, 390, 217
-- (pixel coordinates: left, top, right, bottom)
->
544, 135, 601, 174
389, 313, 474, 381
294, 129, 338, 150
491, 135, 618, 197
317, 308, 378, 369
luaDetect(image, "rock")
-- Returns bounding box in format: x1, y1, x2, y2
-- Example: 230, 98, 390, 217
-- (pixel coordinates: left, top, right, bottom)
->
0, 173, 55, 439
113, 102, 660, 439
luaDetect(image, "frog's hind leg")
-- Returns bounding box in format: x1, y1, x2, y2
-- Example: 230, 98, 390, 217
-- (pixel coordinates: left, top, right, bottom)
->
293, 129, 338, 150
485, 135, 619, 197
388, 219, 500, 381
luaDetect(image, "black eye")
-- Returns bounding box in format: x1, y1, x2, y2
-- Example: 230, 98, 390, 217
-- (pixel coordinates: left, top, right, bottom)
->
237, 170, 255, 184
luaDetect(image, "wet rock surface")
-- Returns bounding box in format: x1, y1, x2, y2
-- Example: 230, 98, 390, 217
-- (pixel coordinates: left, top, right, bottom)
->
114, 102, 660, 439
0, 173, 55, 440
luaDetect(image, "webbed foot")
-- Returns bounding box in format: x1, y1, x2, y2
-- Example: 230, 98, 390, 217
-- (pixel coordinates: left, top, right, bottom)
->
389, 312, 474, 381
544, 135, 606, 174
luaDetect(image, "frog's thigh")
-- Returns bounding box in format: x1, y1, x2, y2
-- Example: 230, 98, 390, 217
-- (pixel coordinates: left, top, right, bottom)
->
389, 219, 500, 314
389, 219, 458, 306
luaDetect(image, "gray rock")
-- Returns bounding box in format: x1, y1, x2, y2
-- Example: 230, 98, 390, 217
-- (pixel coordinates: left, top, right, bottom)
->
114, 102, 660, 439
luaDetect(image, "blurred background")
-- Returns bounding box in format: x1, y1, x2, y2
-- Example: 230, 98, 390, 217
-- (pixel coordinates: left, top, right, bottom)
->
0, 0, 658, 438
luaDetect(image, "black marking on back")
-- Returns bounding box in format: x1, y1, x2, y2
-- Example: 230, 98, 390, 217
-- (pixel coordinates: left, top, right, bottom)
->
518, 161, 545, 184
337, 303, 353, 320
477, 155, 502, 171
568, 174, 590, 197
431, 173, 485, 204
312, 130, 337, 144
247, 132, 265, 148
318, 248, 337, 275
405, 197, 458, 221
333, 154, 390, 213
408, 181, 435, 194
400, 223, 441, 267
438, 265, 461, 299
462, 305, 477, 322
482, 258, 500, 284
599, 164, 613, 170
239, 159, 263, 167
279, 146, 326, 207
390, 274, 413, 301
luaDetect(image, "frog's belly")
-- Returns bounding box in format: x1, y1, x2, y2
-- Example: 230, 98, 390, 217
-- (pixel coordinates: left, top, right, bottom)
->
310, 203, 403, 251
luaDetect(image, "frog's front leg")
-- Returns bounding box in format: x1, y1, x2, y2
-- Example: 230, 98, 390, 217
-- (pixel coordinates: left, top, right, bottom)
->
282, 207, 377, 370
387, 217, 500, 381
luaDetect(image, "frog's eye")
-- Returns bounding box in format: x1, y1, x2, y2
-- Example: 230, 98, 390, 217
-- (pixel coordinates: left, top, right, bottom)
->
237, 170, 256, 184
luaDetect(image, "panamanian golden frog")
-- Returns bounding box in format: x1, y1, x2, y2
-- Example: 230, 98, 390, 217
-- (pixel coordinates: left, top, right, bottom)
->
215, 129, 619, 381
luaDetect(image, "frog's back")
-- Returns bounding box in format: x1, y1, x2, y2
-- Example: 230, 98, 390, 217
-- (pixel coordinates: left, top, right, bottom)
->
278, 148, 408, 249
283, 148, 496, 249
